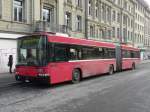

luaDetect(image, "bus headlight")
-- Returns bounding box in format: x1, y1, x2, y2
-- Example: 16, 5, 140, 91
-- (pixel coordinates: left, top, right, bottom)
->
37, 68, 49, 77
38, 74, 49, 77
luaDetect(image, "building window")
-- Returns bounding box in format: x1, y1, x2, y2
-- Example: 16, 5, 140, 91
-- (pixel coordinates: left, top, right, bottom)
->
107, 8, 111, 23
118, 0, 121, 5
95, 0, 98, 18
76, 0, 82, 7
90, 25, 94, 37
123, 28, 127, 42
124, 1, 127, 10
42, 6, 53, 22
107, 30, 111, 39
131, 7, 134, 14
66, 0, 72, 4
112, 27, 115, 37
128, 31, 130, 40
65, 12, 72, 29
112, 0, 116, 3
112, 10, 116, 22
88, 0, 92, 16
131, 20, 133, 28
123, 14, 127, 25
76, 15, 82, 31
131, 32, 133, 41
98, 29, 102, 38
0, 0, 2, 19
102, 30, 105, 39
97, 28, 101, 39
117, 28, 120, 38
128, 18, 130, 27
128, 5, 130, 12
13, 0, 24, 22
102, 4, 106, 21
117, 13, 120, 23
135, 33, 137, 42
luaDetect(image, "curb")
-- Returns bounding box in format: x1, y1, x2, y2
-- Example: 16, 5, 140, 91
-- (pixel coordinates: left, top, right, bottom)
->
140, 60, 150, 64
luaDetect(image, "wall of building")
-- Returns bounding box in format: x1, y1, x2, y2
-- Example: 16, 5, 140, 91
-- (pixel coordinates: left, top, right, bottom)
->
0, 0, 149, 44
0, 33, 25, 73
84, 0, 135, 45
57, 0, 85, 38
0, 39, 17, 73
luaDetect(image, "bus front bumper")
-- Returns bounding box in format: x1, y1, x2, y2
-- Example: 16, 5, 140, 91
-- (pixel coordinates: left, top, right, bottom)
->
15, 75, 50, 84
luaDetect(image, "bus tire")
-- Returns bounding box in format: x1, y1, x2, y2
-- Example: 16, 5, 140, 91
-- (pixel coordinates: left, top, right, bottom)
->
108, 65, 114, 75
72, 69, 81, 84
132, 63, 135, 70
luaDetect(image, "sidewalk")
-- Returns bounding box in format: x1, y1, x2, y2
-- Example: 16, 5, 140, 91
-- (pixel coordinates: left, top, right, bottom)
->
0, 72, 14, 78
0, 73, 15, 81
0, 73, 16, 87
140, 60, 150, 64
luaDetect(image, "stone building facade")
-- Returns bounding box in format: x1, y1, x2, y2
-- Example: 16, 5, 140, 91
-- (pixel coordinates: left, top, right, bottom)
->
0, 0, 150, 43
134, 0, 146, 48
0, 0, 150, 72
85, 0, 135, 45
56, 0, 85, 38
144, 6, 150, 59
134, 0, 150, 59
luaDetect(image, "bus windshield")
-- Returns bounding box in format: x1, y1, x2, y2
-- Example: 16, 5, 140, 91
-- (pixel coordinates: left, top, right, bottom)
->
17, 35, 47, 66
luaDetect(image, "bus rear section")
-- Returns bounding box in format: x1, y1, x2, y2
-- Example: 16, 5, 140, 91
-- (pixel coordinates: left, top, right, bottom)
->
121, 45, 140, 70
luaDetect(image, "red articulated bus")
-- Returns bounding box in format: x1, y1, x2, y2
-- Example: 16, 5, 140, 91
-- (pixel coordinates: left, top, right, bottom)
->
15, 32, 140, 84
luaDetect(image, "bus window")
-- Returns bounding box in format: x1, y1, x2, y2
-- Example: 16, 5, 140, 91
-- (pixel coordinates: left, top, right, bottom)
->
54, 45, 68, 62
47, 43, 53, 62
78, 49, 82, 60
92, 47, 104, 59
107, 48, 115, 58
134, 51, 140, 58
131, 51, 134, 58
17, 35, 47, 66
104, 48, 115, 59
82, 47, 95, 60
126, 51, 131, 58
69, 48, 78, 60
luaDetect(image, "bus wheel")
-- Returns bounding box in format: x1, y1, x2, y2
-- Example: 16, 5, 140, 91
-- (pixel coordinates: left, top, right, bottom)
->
108, 65, 114, 75
72, 69, 81, 84
132, 63, 135, 70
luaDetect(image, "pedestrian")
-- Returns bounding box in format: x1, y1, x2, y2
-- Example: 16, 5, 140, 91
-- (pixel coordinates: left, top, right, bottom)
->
8, 55, 13, 74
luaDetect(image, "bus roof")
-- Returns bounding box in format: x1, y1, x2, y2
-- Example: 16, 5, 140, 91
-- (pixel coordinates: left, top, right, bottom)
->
121, 44, 140, 51
18, 32, 140, 51
47, 35, 116, 48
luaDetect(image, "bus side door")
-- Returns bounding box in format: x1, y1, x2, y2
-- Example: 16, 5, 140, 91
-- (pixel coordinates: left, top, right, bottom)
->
49, 44, 72, 84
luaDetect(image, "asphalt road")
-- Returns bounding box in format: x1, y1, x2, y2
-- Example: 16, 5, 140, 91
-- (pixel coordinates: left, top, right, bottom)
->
0, 63, 150, 112
0, 73, 16, 87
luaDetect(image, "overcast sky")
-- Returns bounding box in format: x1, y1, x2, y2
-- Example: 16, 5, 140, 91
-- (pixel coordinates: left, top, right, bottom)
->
145, 0, 150, 7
